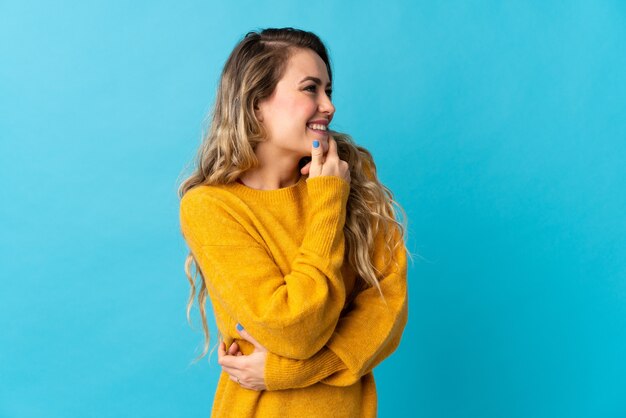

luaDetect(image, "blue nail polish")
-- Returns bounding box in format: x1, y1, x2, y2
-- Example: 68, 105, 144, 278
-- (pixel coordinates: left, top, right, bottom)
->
313, 140, 320, 148
236, 323, 244, 331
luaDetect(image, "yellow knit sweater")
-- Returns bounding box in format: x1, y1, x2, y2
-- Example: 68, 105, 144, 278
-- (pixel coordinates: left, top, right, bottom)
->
180, 175, 408, 418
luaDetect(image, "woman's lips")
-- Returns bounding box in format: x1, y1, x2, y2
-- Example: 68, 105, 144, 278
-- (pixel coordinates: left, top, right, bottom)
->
307, 126, 330, 136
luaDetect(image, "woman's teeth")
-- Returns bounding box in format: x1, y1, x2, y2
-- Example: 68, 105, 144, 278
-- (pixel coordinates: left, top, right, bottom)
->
307, 123, 327, 131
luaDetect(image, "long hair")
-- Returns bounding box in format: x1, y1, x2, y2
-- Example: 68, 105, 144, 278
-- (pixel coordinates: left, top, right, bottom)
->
178, 27, 410, 360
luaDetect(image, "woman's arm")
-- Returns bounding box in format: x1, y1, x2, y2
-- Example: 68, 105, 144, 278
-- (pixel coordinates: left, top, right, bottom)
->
266, 224, 408, 389
219, 223, 409, 390
180, 175, 350, 359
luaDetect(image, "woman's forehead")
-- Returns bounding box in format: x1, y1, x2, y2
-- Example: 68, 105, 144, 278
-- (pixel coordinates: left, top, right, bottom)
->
282, 49, 330, 85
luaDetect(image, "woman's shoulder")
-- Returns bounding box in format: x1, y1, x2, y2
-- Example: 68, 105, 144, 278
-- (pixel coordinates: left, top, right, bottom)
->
180, 183, 243, 215
179, 183, 255, 245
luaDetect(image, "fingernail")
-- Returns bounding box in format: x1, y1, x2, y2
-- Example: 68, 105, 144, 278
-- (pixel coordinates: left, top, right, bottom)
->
236, 323, 244, 331
313, 140, 319, 148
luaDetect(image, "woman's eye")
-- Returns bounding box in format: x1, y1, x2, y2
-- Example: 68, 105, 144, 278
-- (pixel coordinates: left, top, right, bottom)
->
305, 85, 332, 99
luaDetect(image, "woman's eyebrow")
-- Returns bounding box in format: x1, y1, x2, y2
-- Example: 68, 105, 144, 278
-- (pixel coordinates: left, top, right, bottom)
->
299, 76, 332, 87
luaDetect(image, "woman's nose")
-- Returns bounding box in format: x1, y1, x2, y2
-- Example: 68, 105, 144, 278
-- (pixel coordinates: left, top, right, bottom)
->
319, 94, 335, 116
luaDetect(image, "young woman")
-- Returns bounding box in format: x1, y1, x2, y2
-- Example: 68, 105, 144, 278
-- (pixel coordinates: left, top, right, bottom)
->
179, 27, 409, 418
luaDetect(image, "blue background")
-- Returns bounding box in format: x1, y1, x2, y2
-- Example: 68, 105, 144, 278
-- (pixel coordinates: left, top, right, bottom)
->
1, 1, 625, 417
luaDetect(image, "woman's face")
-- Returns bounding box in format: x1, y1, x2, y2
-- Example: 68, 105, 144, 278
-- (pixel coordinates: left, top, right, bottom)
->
255, 48, 335, 158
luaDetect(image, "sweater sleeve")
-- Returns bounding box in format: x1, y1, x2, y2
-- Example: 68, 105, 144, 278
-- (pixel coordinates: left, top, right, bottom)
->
263, 221, 408, 390
179, 176, 350, 360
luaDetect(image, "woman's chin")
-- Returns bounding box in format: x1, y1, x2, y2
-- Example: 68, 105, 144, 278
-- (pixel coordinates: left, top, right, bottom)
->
308, 144, 328, 157
300, 134, 329, 157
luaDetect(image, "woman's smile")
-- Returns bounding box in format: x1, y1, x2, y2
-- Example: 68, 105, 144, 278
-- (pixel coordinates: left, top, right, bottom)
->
307, 125, 330, 137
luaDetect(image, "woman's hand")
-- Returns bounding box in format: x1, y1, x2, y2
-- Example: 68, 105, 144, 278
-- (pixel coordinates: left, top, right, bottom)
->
218, 325, 268, 391
301, 135, 351, 183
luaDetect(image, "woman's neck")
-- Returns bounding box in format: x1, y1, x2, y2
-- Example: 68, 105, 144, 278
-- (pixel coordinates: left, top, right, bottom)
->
238, 140, 307, 190
238, 169, 302, 190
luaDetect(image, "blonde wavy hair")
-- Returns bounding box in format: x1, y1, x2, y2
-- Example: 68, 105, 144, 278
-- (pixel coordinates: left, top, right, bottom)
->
178, 28, 410, 360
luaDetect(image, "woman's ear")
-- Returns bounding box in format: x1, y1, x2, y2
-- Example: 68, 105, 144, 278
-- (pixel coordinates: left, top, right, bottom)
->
254, 102, 263, 122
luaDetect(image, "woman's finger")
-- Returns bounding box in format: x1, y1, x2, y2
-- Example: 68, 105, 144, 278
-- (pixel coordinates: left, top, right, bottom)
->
324, 136, 338, 162
309, 140, 324, 178
218, 341, 227, 360
219, 352, 243, 370
236, 324, 268, 352
227, 342, 240, 356
224, 369, 256, 390
300, 161, 311, 175
221, 363, 242, 376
